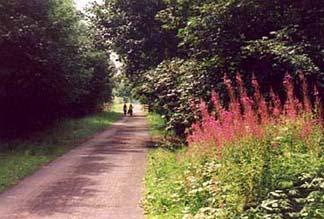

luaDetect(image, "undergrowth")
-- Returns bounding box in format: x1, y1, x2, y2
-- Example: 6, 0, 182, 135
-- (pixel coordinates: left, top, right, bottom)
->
147, 113, 168, 138
147, 113, 182, 150
144, 73, 324, 219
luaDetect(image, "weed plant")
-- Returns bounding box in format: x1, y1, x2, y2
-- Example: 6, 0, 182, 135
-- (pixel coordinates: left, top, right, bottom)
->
145, 73, 324, 219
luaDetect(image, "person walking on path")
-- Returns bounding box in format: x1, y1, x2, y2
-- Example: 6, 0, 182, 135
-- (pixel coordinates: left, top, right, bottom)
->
123, 103, 127, 116
128, 104, 133, 117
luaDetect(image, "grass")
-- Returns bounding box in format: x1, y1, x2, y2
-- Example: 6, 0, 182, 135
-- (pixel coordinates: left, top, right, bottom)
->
144, 113, 187, 218
111, 98, 124, 113
144, 74, 324, 219
144, 148, 186, 219
147, 113, 167, 137
0, 107, 122, 192
145, 117, 324, 219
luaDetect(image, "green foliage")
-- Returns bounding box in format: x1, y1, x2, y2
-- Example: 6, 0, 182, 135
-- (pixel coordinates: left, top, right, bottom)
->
147, 113, 167, 137
0, 0, 114, 136
144, 149, 187, 219
136, 58, 224, 134
241, 167, 324, 219
101, 0, 324, 217
90, 0, 178, 80
113, 79, 133, 101
100, 0, 324, 135
144, 118, 324, 219
0, 108, 122, 192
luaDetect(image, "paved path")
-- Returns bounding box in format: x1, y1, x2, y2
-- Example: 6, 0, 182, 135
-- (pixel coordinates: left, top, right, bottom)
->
0, 113, 150, 219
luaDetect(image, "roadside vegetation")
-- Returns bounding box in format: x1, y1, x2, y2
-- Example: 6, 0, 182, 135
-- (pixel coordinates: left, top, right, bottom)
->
90, 0, 324, 217
147, 114, 167, 138
94, 1, 324, 218
0, 108, 122, 192
92, 0, 324, 136
145, 113, 186, 218
144, 74, 324, 219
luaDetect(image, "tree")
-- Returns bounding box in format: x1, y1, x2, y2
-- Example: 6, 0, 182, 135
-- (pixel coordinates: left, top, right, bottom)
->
90, 0, 179, 80
0, 0, 114, 136
91, 0, 324, 135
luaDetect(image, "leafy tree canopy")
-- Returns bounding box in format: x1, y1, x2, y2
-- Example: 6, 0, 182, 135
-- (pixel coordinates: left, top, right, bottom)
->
93, 0, 324, 134
0, 0, 114, 136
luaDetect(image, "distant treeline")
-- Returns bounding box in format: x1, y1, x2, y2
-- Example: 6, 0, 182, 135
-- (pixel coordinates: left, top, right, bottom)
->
0, 0, 113, 137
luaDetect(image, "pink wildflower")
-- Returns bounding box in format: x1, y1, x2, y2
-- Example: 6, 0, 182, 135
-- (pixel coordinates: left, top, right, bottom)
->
187, 72, 322, 159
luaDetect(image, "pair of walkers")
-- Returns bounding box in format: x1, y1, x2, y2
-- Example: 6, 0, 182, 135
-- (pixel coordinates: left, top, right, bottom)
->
123, 104, 133, 116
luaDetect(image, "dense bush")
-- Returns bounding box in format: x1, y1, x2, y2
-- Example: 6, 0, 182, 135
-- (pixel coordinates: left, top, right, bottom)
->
0, 0, 113, 136
94, 0, 324, 135
145, 75, 324, 218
